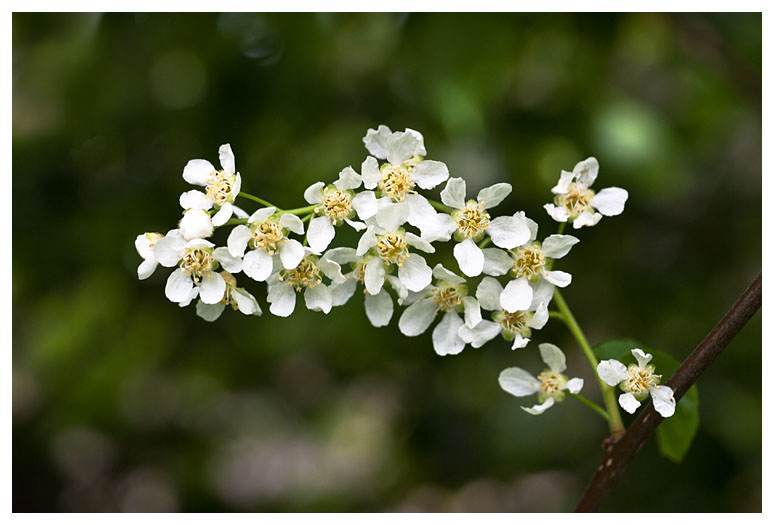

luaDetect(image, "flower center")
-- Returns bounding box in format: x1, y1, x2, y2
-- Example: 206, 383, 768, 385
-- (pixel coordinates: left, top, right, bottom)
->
319, 189, 353, 223
555, 182, 595, 218
537, 371, 564, 396
454, 201, 490, 239
495, 309, 530, 335
429, 285, 464, 312
181, 247, 213, 282
379, 164, 415, 202
206, 171, 236, 205
376, 231, 409, 266
252, 220, 285, 254
280, 258, 322, 291
624, 365, 660, 395
512, 244, 546, 280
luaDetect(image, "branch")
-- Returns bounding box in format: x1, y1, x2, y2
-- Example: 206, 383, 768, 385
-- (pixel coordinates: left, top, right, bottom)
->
575, 272, 762, 512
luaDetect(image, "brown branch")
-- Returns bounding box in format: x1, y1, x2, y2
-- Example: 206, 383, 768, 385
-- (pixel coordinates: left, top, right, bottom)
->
575, 272, 762, 512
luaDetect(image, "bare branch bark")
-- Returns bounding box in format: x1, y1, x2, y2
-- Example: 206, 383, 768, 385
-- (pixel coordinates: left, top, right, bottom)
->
575, 272, 762, 512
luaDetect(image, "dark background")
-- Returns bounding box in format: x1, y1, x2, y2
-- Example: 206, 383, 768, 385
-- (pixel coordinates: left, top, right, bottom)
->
13, 13, 761, 512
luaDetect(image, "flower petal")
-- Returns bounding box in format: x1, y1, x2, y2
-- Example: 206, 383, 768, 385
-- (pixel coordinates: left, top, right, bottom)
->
154, 234, 187, 267
498, 367, 540, 397
631, 348, 653, 368
528, 302, 549, 330
279, 239, 305, 270
179, 209, 213, 240
213, 247, 243, 273
318, 255, 345, 282
179, 189, 212, 210
440, 177, 466, 210
398, 298, 437, 336
248, 207, 277, 224
453, 238, 484, 277
543, 270, 572, 288
304, 285, 332, 314
432, 263, 466, 285
364, 258, 386, 295
303, 181, 325, 204
482, 248, 513, 276
597, 359, 629, 386
541, 234, 579, 259
211, 202, 233, 227
227, 224, 253, 258
165, 268, 193, 303
307, 216, 336, 253
279, 213, 305, 235
324, 247, 358, 265
551, 170, 575, 194
405, 232, 435, 254
650, 385, 676, 418
573, 157, 598, 187
573, 211, 602, 229
329, 277, 357, 307
363, 125, 392, 159
334, 166, 362, 191
360, 156, 381, 189
476, 277, 503, 311
267, 281, 296, 317
544, 203, 570, 223
500, 278, 533, 313
352, 190, 378, 220
398, 254, 432, 292
565, 378, 584, 394
462, 296, 482, 328
356, 227, 378, 256
486, 216, 531, 249
522, 398, 556, 415
539, 343, 566, 373
199, 272, 226, 304
137, 258, 158, 280
432, 311, 465, 356
511, 334, 530, 350
375, 201, 410, 232
182, 159, 215, 186
196, 300, 225, 322
364, 288, 394, 327
591, 187, 628, 216
477, 183, 511, 209
386, 130, 421, 165
457, 319, 501, 348
618, 392, 641, 414
412, 160, 449, 190
232, 288, 261, 315
242, 249, 273, 282
218, 143, 236, 174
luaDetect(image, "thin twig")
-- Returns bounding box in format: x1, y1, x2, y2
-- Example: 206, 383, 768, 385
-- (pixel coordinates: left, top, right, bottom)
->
575, 272, 761, 512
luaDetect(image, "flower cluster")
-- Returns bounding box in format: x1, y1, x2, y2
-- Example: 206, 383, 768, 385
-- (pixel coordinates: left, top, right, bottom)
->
135, 126, 633, 417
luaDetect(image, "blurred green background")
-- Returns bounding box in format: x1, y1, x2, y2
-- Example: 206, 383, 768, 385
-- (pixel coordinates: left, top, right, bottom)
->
12, 13, 761, 512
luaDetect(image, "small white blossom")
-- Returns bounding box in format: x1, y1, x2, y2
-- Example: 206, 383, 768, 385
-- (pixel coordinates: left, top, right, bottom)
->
397, 264, 480, 356
266, 249, 346, 317
181, 144, 248, 227
499, 343, 584, 414
597, 348, 676, 417
355, 225, 435, 293
195, 271, 262, 321
438, 177, 532, 277
457, 277, 549, 350
135, 232, 165, 280
544, 157, 628, 229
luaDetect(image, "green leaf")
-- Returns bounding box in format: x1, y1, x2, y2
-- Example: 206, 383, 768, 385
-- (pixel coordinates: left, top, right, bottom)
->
591, 339, 700, 463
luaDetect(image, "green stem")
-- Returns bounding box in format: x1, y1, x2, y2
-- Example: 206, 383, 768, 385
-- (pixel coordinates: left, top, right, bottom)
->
300, 213, 314, 224
548, 310, 564, 321
238, 192, 276, 208
571, 393, 610, 422
281, 205, 318, 216
478, 238, 492, 249
557, 221, 566, 235
220, 218, 248, 227
553, 288, 625, 437
428, 199, 456, 214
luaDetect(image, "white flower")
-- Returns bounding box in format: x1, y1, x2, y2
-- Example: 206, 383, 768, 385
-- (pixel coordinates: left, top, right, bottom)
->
227, 207, 306, 282
355, 225, 435, 293
397, 264, 481, 356
152, 232, 242, 306
498, 343, 584, 415
597, 348, 676, 418
438, 177, 531, 277
457, 277, 549, 350
544, 157, 628, 229
303, 166, 372, 253
265, 249, 346, 317
181, 143, 248, 227
135, 232, 165, 280
195, 271, 262, 322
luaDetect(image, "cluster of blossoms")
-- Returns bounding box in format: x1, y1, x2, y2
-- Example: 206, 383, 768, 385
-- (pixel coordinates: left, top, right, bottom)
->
136, 126, 674, 420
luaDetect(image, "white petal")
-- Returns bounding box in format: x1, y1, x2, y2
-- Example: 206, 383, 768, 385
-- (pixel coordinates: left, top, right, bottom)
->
179, 209, 213, 240
457, 320, 501, 348
405, 232, 435, 254
279, 213, 305, 235
242, 249, 274, 282
498, 367, 540, 397
386, 275, 410, 304
511, 334, 530, 350
227, 225, 253, 258
137, 258, 158, 280
364, 258, 386, 295
528, 302, 549, 330
364, 288, 394, 327
477, 183, 512, 209
196, 300, 225, 322
324, 246, 358, 265
500, 278, 533, 313
405, 193, 437, 231
248, 207, 277, 224
304, 285, 332, 314
213, 247, 243, 273
267, 281, 296, 317
352, 190, 378, 220
375, 201, 409, 232
538, 343, 566, 373
618, 392, 641, 414
218, 143, 236, 174
453, 238, 484, 277
551, 170, 575, 194
482, 248, 513, 276
307, 216, 336, 253
154, 234, 187, 267
544, 203, 570, 223
485, 216, 531, 250
165, 268, 193, 303
543, 270, 572, 288
363, 125, 392, 159
233, 174, 242, 198
591, 187, 628, 216
279, 239, 305, 270
334, 166, 362, 191
404, 128, 426, 155
232, 288, 261, 315
344, 218, 366, 231
573, 157, 599, 187
211, 202, 233, 227
179, 189, 212, 210
360, 156, 381, 190
565, 378, 584, 394
541, 234, 580, 259
233, 205, 249, 219
135, 234, 155, 260
462, 296, 482, 328
476, 277, 504, 311
573, 211, 602, 229
318, 256, 345, 282
432, 311, 465, 356
431, 263, 466, 285
386, 130, 421, 165
418, 213, 457, 243
303, 181, 325, 204
356, 227, 378, 256
631, 348, 653, 368
523, 213, 539, 242
530, 279, 555, 311
179, 282, 200, 307
650, 385, 676, 418
329, 277, 357, 307
398, 254, 432, 292
182, 159, 215, 186
597, 359, 629, 386
186, 238, 215, 250
198, 272, 226, 304
440, 177, 466, 210
412, 160, 449, 190
522, 398, 556, 415
398, 299, 437, 336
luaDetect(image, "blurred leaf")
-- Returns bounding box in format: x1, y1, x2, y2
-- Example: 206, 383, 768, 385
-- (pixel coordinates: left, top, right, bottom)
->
592, 339, 700, 462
